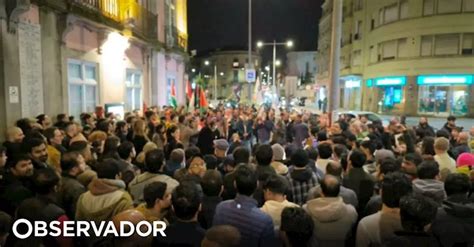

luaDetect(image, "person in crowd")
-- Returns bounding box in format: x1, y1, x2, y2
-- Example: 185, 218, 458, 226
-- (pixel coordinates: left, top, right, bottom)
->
332, 144, 348, 164
292, 114, 309, 148
305, 175, 358, 246
61, 121, 78, 149
271, 143, 289, 175
260, 174, 299, 230
199, 170, 223, 229
456, 152, 474, 177
356, 172, 413, 247
412, 160, 446, 205
0, 146, 6, 176
431, 173, 474, 247
469, 126, 474, 151
434, 137, 457, 180
213, 165, 276, 246
164, 125, 184, 160
201, 225, 241, 247
316, 143, 332, 172
222, 147, 249, 200
3, 127, 24, 158
75, 159, 134, 222
255, 112, 274, 144
152, 124, 167, 149
0, 211, 11, 247
254, 144, 277, 182
36, 114, 52, 130
307, 161, 358, 209
453, 131, 471, 159
154, 181, 205, 247
129, 149, 179, 204
178, 115, 199, 149
43, 127, 66, 171
401, 152, 423, 180
286, 149, 319, 206
383, 193, 439, 247
280, 207, 316, 247
442, 116, 457, 138
213, 139, 229, 165
164, 148, 185, 177
343, 149, 375, 211
416, 117, 435, 138
22, 137, 49, 169
197, 117, 221, 155
421, 136, 436, 158
110, 209, 152, 246
58, 152, 86, 220
236, 111, 253, 151
135, 181, 171, 224
131, 119, 149, 155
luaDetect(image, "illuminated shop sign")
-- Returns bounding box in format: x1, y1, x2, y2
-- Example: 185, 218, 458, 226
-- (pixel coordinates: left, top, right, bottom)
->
373, 76, 406, 86
417, 75, 473, 85
345, 79, 361, 88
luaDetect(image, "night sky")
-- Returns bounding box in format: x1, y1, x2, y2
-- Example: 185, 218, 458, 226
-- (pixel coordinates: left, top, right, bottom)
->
188, 0, 322, 63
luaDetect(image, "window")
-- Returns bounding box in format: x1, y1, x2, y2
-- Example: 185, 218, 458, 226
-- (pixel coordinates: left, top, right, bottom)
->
354, 20, 362, 40
125, 70, 142, 111
352, 50, 362, 66
462, 34, 474, 55
464, 0, 474, 12
398, 38, 409, 58
400, 0, 409, 19
354, 0, 363, 11
438, 0, 462, 13
384, 4, 398, 23
369, 46, 377, 63
423, 0, 434, 15
435, 34, 460, 55
382, 40, 397, 60
421, 36, 434, 56
68, 60, 98, 119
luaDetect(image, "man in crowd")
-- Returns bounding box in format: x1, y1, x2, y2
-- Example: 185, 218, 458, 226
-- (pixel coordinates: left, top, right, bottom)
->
343, 149, 375, 211
280, 207, 315, 247
58, 152, 86, 219
412, 160, 446, 204
316, 143, 332, 172
199, 170, 223, 229
286, 149, 319, 206
434, 137, 457, 180
43, 127, 66, 171
22, 138, 49, 169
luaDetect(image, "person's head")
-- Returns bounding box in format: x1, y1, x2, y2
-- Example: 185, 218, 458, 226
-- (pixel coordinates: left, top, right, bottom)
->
43, 127, 63, 146
233, 146, 250, 165
447, 115, 456, 126
213, 139, 229, 157
167, 125, 180, 141
61, 152, 86, 176
117, 141, 136, 160
201, 225, 241, 247
33, 167, 60, 195
326, 161, 343, 178
317, 143, 332, 159
360, 140, 375, 157
170, 149, 185, 164
187, 155, 207, 177
201, 170, 223, 197
36, 114, 51, 129
306, 147, 318, 161
8, 154, 34, 177
22, 138, 48, 163
69, 140, 93, 162
419, 117, 428, 125
457, 132, 469, 144
172, 181, 202, 221
145, 149, 165, 173
255, 144, 273, 167
332, 144, 347, 160
144, 181, 171, 210
377, 157, 401, 180
417, 160, 440, 180
291, 149, 309, 168
0, 211, 11, 246
444, 173, 471, 197
421, 137, 435, 156
402, 153, 423, 177
349, 149, 366, 168
96, 159, 121, 179
6, 126, 25, 143
280, 207, 314, 247
185, 146, 201, 161
64, 121, 78, 136
133, 119, 147, 137
399, 193, 438, 232
262, 174, 289, 201
320, 175, 341, 197
272, 144, 286, 161
102, 136, 120, 157
434, 137, 449, 154
381, 172, 412, 208
234, 164, 257, 196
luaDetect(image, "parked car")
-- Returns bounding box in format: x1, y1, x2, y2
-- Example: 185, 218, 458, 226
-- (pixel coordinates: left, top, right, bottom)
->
338, 111, 388, 125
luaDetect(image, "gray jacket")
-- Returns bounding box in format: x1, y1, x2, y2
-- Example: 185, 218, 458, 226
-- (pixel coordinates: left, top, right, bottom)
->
307, 185, 359, 209
412, 179, 446, 205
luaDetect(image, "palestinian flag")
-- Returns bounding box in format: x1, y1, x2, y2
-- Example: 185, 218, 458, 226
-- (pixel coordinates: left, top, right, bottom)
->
199, 87, 208, 108
170, 82, 177, 108
186, 80, 193, 99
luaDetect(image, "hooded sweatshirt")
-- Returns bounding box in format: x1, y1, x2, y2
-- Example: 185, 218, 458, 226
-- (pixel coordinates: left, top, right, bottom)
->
305, 197, 358, 247
75, 178, 133, 222
412, 179, 446, 205
260, 200, 299, 230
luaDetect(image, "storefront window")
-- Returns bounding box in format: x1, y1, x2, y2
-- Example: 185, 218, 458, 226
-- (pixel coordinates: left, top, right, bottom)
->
378, 86, 403, 113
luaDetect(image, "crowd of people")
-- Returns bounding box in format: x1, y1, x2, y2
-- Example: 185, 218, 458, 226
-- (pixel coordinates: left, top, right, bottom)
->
0, 104, 473, 247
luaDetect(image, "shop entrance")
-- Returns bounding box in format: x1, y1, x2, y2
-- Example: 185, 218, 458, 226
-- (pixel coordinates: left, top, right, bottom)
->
377, 86, 403, 114
418, 85, 468, 116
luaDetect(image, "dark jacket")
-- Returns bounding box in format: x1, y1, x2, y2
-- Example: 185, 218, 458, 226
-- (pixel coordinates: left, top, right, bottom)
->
256, 120, 274, 143
342, 168, 375, 212
154, 221, 205, 247
0, 173, 34, 215
292, 122, 309, 148
452, 143, 471, 159
197, 126, 221, 155
383, 231, 441, 247
236, 119, 254, 141
431, 194, 474, 247
286, 166, 319, 206
132, 135, 148, 155
198, 196, 222, 229
222, 171, 237, 200
58, 173, 86, 220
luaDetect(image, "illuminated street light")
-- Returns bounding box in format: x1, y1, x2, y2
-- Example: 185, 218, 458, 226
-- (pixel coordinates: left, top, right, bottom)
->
191, 68, 196, 73
220, 72, 224, 76
204, 60, 210, 66
275, 60, 281, 66
287, 40, 294, 48
257, 41, 263, 48
265, 66, 270, 71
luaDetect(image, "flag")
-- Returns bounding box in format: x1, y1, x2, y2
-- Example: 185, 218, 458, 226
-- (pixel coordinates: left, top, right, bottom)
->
199, 88, 208, 108
186, 80, 193, 99
188, 88, 195, 112
169, 82, 177, 108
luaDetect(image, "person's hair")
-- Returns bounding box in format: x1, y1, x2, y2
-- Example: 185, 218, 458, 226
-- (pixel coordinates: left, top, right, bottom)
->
178, 115, 186, 124
447, 115, 456, 121
133, 119, 147, 137
361, 140, 376, 155
380, 157, 401, 175
381, 172, 412, 208
96, 120, 111, 133
171, 181, 201, 220
331, 136, 346, 146
21, 138, 45, 154
166, 125, 178, 142
349, 149, 366, 168
281, 207, 314, 247
234, 165, 257, 196
61, 152, 81, 172
333, 144, 347, 159
43, 127, 59, 145
96, 159, 120, 179
255, 144, 273, 166
262, 174, 288, 195
145, 149, 165, 173
306, 147, 318, 160
321, 175, 341, 197
143, 182, 167, 208
0, 211, 12, 237
203, 225, 241, 247
36, 114, 46, 125
291, 149, 309, 168
434, 137, 449, 152
317, 131, 328, 142
404, 153, 423, 167
417, 160, 440, 180
233, 147, 250, 165
201, 170, 223, 197
421, 137, 435, 156
33, 167, 60, 195
171, 149, 185, 163
326, 161, 343, 177
16, 118, 32, 134
185, 146, 201, 161
399, 193, 438, 232
117, 141, 134, 160
444, 173, 471, 196
102, 136, 120, 159
317, 143, 333, 159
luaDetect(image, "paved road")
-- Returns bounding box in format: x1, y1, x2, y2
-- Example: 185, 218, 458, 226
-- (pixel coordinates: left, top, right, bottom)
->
381, 115, 474, 130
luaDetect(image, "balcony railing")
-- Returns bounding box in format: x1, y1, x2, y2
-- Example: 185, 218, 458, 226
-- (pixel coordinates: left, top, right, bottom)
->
69, 0, 157, 40
165, 25, 188, 51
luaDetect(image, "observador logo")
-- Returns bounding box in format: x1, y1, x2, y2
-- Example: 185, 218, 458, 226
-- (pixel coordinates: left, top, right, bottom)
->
12, 219, 167, 239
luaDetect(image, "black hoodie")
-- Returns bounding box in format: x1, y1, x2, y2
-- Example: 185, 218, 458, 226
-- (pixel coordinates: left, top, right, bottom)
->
432, 194, 474, 247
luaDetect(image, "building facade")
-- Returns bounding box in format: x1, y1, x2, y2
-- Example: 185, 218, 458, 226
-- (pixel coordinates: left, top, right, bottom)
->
285, 51, 318, 100
317, 0, 474, 117
0, 0, 188, 133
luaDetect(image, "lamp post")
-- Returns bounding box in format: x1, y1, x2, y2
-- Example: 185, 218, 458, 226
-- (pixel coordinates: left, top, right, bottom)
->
248, 0, 253, 102
205, 60, 218, 102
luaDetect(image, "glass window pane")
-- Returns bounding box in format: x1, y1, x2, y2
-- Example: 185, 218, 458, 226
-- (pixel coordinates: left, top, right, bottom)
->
423, 0, 434, 15
85, 65, 96, 80
68, 63, 82, 79
398, 39, 408, 58
435, 34, 460, 55
382, 40, 397, 59
69, 84, 83, 118
438, 0, 462, 13
134, 74, 141, 86
134, 89, 141, 110
400, 0, 409, 19
384, 4, 398, 23
85, 85, 96, 112
126, 72, 133, 86
125, 88, 133, 111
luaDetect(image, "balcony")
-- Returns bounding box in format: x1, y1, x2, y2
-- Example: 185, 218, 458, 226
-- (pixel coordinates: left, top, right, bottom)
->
165, 25, 188, 52
68, 0, 157, 40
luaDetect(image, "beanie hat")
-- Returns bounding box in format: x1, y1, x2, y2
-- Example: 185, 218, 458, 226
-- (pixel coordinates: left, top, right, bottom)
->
271, 144, 285, 161
456, 153, 474, 168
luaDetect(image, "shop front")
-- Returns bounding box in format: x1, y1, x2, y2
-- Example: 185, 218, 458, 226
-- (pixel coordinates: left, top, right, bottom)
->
417, 75, 472, 117
340, 76, 362, 110
367, 76, 407, 114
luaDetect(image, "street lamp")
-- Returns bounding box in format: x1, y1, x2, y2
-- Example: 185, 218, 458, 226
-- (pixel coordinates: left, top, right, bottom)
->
204, 60, 218, 102
256, 40, 293, 86
204, 60, 210, 66
191, 68, 196, 73
275, 60, 281, 66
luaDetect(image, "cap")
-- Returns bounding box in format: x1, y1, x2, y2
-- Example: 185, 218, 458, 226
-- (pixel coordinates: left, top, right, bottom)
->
213, 139, 229, 151
456, 153, 474, 168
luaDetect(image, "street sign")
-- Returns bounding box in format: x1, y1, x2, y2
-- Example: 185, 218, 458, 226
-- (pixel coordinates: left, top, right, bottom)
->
246, 69, 256, 82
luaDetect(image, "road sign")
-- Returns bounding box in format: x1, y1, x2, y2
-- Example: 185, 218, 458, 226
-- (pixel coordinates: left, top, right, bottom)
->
246, 69, 256, 83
